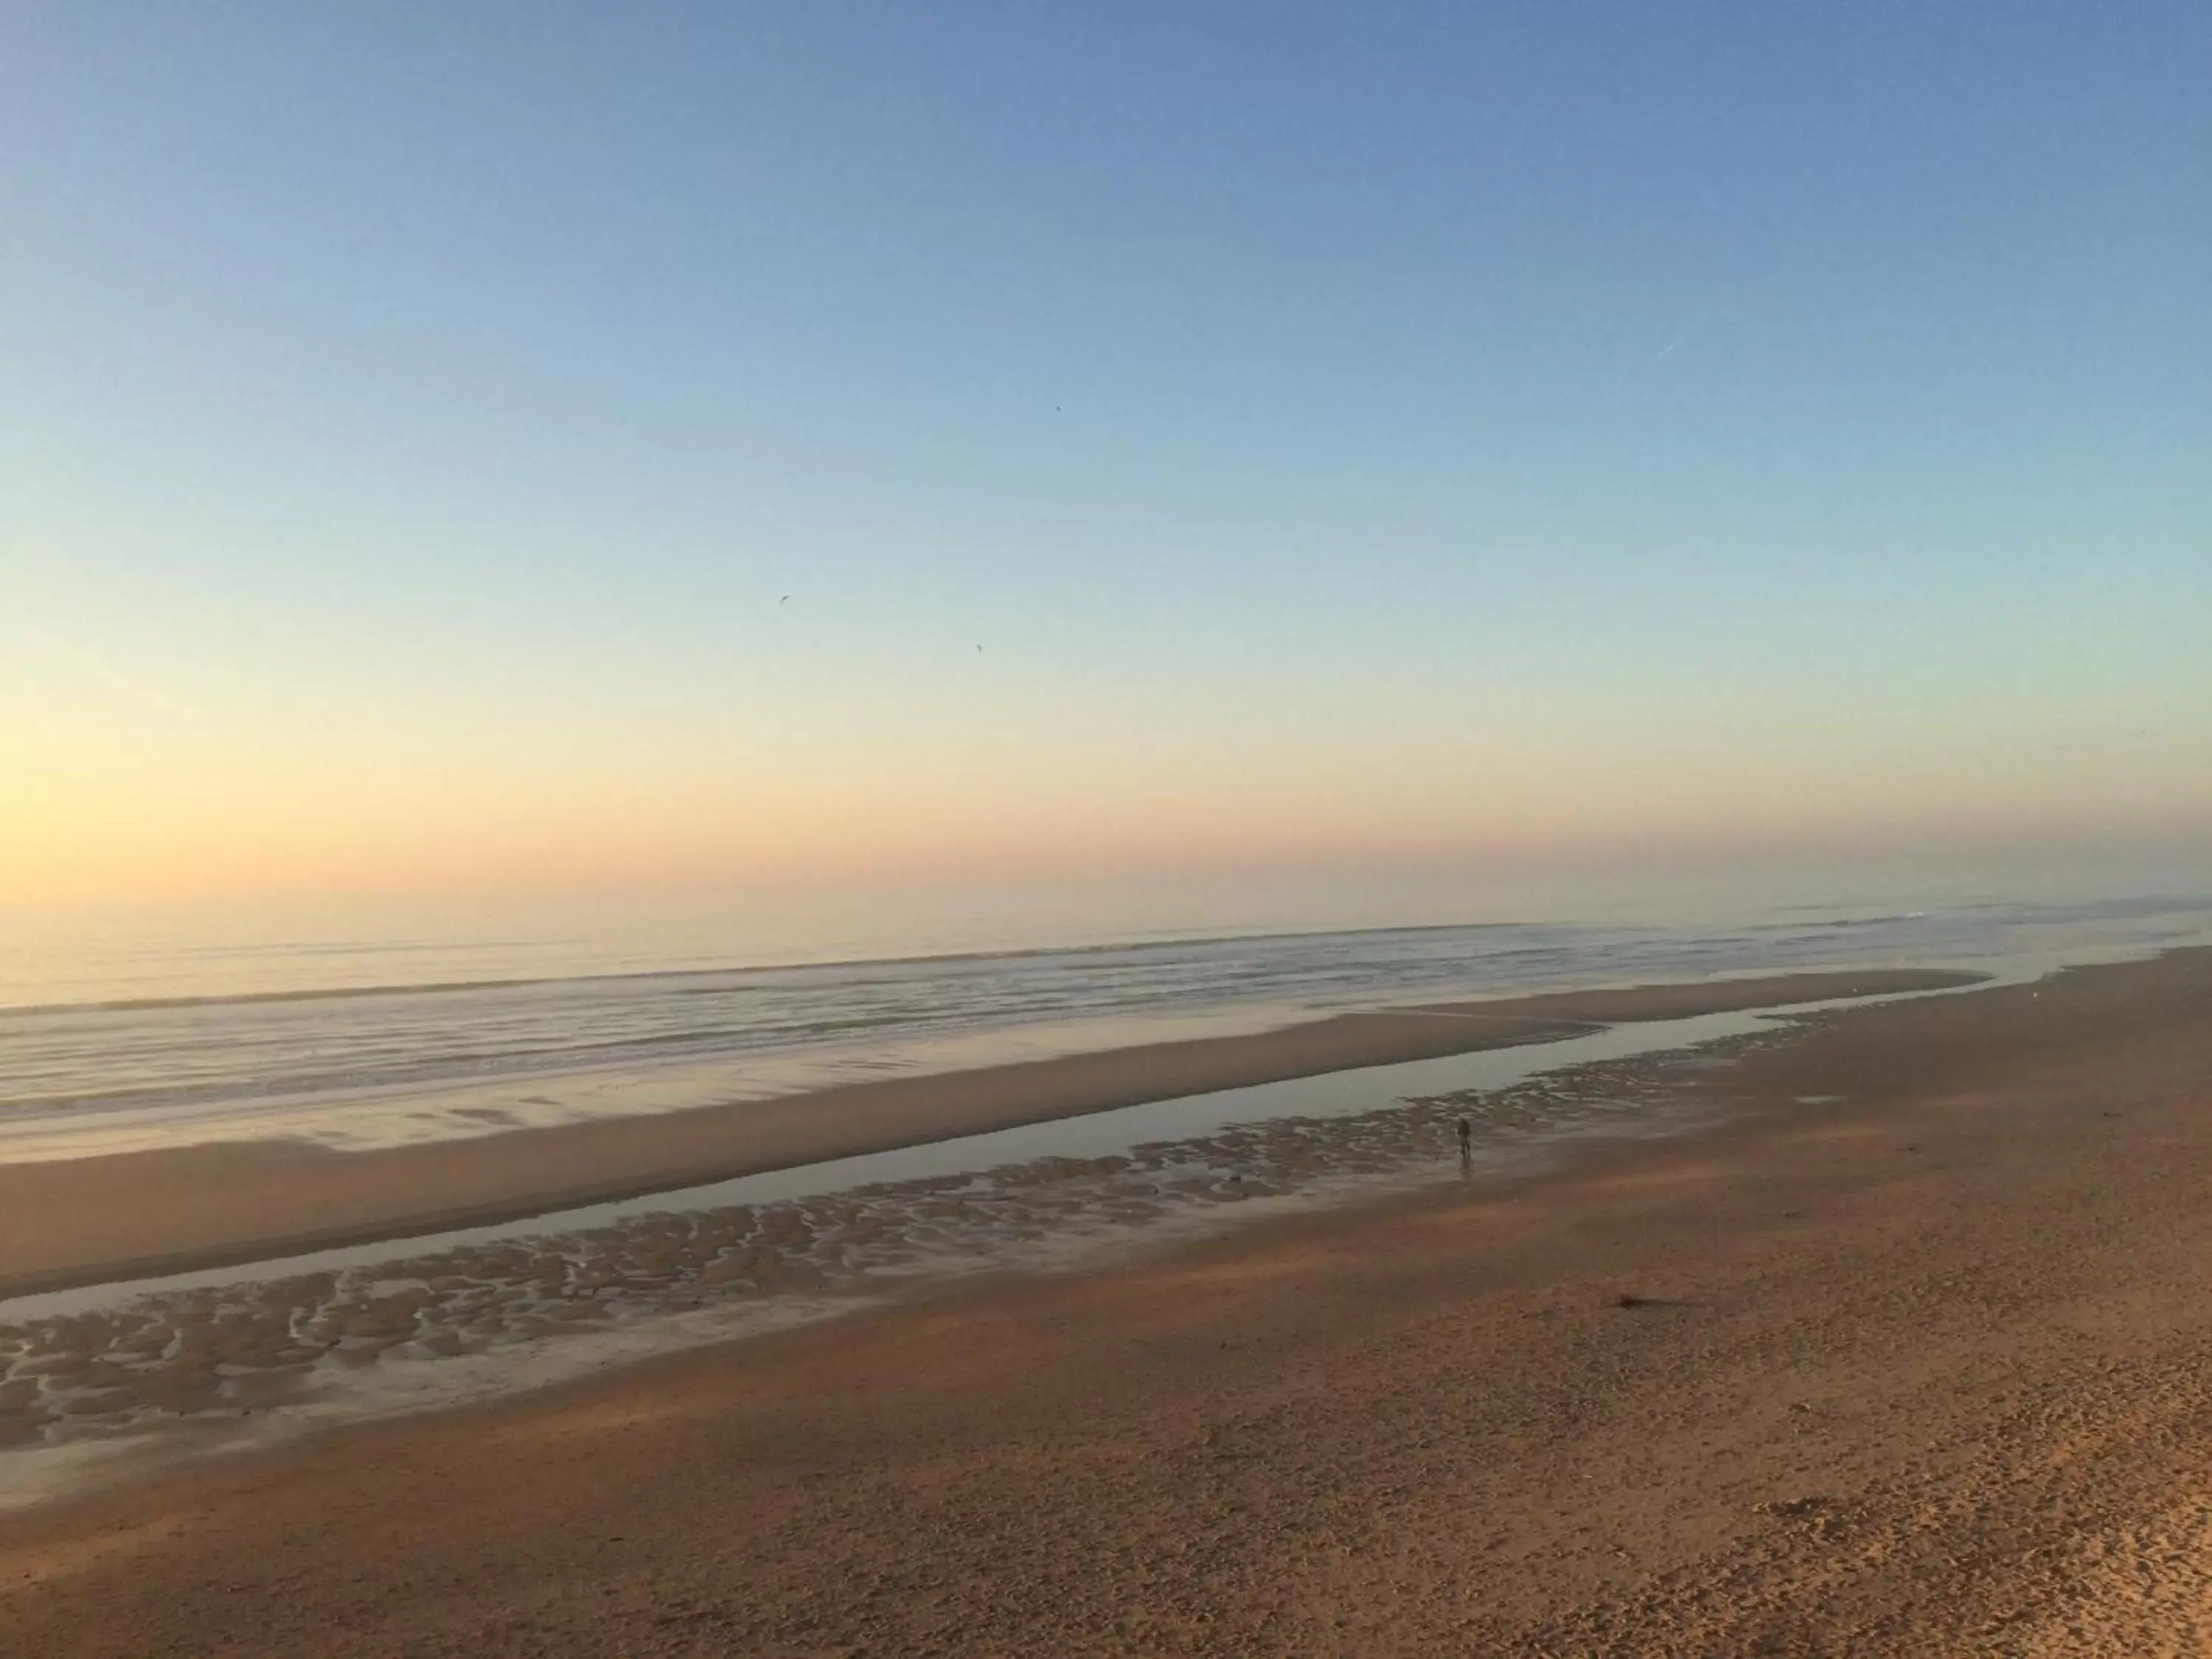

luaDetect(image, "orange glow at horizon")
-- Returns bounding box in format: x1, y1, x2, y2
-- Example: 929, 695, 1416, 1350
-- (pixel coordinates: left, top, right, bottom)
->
7, 717, 2206, 910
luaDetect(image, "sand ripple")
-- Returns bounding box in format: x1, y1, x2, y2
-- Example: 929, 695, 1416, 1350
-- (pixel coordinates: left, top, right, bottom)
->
0, 1032, 1783, 1454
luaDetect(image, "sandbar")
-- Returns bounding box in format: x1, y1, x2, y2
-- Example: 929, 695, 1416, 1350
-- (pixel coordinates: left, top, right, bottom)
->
0, 953, 2203, 1651
0, 968, 1973, 1297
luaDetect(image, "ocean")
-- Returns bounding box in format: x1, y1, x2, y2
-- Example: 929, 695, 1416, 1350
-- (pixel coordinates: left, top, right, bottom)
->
4, 888, 2207, 1164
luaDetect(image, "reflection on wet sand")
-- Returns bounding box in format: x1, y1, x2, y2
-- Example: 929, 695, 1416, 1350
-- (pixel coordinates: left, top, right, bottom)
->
0, 1025, 1789, 1460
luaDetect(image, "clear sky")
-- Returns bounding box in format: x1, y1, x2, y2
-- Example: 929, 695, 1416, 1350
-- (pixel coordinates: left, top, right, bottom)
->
4, 3, 2208, 908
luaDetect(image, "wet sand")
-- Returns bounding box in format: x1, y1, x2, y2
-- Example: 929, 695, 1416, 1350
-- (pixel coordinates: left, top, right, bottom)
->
0, 968, 1967, 1296
2, 952, 2208, 1654
0, 1020, 1773, 1460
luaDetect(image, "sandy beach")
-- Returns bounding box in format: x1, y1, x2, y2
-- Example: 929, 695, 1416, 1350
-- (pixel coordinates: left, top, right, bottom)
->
0, 967, 1967, 1296
14, 0, 2202, 1649
1, 951, 2207, 1653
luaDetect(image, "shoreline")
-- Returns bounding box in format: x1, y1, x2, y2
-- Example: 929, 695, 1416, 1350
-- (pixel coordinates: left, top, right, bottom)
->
0, 967, 1974, 1299
0, 1001, 1814, 1490
2, 950, 2205, 1650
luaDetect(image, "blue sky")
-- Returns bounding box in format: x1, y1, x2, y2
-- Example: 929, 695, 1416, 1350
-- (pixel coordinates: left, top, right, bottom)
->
4, 3, 2208, 903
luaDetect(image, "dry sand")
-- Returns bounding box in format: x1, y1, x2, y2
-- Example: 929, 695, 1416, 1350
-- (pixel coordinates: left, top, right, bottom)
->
0, 967, 1967, 1296
1, 953, 2208, 1654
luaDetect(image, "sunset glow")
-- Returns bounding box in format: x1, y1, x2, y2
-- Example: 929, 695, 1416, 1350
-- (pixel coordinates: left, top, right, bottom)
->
4, 5, 2206, 912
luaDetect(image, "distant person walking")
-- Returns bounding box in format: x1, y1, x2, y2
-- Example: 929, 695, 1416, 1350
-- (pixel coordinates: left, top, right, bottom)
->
1455, 1116, 1472, 1164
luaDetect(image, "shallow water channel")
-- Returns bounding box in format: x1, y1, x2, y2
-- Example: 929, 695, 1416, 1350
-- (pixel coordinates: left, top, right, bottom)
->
0, 965, 2076, 1504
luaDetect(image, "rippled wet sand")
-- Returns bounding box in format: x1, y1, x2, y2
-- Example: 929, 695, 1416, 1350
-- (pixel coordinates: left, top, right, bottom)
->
0, 1028, 1787, 1457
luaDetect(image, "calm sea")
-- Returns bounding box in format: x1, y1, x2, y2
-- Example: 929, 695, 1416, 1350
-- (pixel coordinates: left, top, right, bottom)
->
2, 886, 2207, 1163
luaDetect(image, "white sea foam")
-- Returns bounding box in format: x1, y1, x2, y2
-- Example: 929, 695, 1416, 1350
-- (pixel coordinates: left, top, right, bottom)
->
4, 897, 2205, 1162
